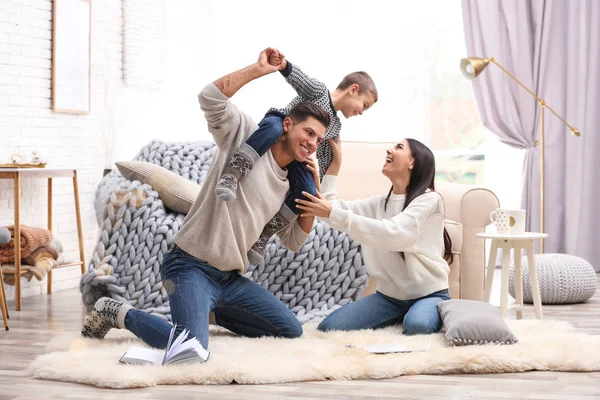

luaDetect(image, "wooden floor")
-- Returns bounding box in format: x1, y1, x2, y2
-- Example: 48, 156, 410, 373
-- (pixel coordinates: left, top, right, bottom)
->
1, 274, 599, 400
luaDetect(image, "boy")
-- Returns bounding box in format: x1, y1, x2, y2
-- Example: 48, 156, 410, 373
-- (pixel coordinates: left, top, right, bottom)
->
216, 49, 378, 265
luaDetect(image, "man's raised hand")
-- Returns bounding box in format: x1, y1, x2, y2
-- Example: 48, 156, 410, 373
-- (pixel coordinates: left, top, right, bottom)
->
257, 48, 282, 74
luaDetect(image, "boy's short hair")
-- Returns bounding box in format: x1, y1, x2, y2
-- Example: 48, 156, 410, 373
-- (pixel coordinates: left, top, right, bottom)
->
287, 101, 331, 129
336, 72, 378, 103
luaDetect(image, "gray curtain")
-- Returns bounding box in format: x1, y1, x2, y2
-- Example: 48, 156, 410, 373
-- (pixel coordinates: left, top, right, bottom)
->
462, 0, 600, 271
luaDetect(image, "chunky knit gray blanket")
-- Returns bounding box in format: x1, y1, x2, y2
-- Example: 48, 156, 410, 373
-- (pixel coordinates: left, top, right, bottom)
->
80, 140, 367, 323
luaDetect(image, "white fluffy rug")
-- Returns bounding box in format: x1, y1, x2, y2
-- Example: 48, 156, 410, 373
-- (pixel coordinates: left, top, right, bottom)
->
27, 319, 600, 388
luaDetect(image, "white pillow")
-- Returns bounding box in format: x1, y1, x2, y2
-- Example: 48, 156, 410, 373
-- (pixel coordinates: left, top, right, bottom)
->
116, 161, 201, 214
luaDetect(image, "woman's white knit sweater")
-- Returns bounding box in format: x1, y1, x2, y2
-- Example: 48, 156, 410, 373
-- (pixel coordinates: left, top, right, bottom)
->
320, 175, 450, 300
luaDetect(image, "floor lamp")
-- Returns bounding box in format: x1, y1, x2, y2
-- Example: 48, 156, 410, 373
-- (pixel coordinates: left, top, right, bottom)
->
460, 57, 580, 253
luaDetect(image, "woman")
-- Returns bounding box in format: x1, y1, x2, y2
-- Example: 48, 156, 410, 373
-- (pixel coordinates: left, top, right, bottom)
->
296, 138, 453, 335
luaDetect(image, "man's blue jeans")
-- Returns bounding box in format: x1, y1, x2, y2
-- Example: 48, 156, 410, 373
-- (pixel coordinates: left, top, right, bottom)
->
317, 289, 450, 335
124, 245, 302, 349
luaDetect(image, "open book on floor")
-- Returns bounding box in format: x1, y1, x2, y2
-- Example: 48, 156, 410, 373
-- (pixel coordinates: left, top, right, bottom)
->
120, 324, 210, 365
347, 343, 427, 354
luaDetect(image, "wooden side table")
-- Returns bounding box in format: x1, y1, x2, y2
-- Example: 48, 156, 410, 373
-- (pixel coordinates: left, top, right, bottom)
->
0, 265, 8, 330
0, 167, 86, 311
477, 232, 548, 320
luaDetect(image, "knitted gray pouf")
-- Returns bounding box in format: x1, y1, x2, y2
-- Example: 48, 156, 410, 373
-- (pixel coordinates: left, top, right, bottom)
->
509, 253, 597, 304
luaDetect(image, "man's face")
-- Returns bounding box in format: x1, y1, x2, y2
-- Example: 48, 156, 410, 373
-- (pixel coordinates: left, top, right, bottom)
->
283, 117, 327, 162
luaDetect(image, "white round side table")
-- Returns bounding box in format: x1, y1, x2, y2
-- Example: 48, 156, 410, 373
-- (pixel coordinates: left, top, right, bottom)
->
476, 232, 548, 320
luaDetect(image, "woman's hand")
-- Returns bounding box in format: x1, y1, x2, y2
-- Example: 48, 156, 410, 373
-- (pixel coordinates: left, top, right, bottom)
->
326, 137, 342, 176
295, 191, 332, 218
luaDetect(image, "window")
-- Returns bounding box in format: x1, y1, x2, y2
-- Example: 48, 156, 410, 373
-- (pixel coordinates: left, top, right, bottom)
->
165, 0, 484, 184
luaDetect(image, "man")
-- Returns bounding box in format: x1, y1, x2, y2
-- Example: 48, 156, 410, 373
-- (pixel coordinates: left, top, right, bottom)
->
81, 48, 330, 351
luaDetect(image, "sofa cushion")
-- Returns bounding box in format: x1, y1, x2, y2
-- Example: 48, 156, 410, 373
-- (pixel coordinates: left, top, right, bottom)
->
336, 142, 390, 200
116, 161, 201, 214
445, 219, 462, 253
445, 219, 462, 299
447, 253, 461, 299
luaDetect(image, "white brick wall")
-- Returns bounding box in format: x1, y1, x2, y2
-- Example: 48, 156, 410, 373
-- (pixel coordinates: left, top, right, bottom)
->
0, 0, 167, 301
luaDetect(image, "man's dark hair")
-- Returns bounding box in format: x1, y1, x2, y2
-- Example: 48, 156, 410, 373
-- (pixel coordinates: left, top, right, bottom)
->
287, 101, 331, 129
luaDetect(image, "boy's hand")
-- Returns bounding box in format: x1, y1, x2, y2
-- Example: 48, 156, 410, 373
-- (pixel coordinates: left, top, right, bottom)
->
304, 156, 321, 193
257, 48, 281, 74
267, 51, 281, 66
267, 49, 288, 71
277, 56, 288, 71
267, 49, 286, 68
326, 138, 342, 176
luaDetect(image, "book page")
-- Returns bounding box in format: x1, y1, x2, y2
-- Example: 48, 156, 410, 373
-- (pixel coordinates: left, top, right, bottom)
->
162, 324, 177, 365
165, 339, 210, 365
350, 344, 425, 354
165, 328, 190, 362
120, 346, 164, 365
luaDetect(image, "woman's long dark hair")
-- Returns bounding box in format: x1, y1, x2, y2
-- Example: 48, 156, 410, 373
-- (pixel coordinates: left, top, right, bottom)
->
384, 139, 453, 264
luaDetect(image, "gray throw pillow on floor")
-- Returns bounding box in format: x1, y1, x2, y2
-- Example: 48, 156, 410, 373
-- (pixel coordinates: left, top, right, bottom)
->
437, 299, 518, 346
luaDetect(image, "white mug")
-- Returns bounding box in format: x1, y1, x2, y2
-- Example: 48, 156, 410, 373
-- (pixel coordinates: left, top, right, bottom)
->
490, 209, 510, 234
507, 209, 526, 235
490, 208, 526, 235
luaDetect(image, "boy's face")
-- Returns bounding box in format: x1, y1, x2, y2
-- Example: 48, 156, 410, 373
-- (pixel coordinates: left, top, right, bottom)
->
339, 88, 376, 119
283, 117, 326, 162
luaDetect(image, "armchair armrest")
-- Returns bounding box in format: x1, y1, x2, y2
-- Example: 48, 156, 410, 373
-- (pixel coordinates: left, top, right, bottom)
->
436, 182, 500, 300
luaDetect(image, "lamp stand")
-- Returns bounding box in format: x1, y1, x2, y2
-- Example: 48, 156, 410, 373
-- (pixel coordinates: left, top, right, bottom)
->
474, 58, 579, 253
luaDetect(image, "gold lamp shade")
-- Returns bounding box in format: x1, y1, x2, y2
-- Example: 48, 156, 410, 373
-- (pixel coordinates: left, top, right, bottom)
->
460, 57, 491, 80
